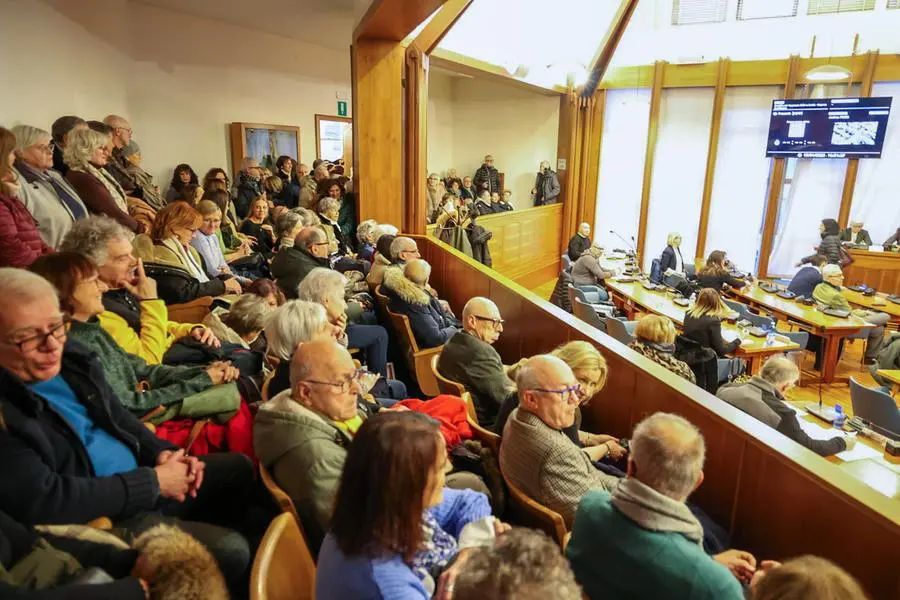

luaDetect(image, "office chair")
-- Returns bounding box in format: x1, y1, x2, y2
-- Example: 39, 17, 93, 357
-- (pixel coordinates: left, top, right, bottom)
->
561, 254, 572, 273
723, 299, 809, 350
567, 284, 605, 306
572, 297, 608, 332
606, 317, 637, 346
849, 377, 900, 439
649, 259, 662, 284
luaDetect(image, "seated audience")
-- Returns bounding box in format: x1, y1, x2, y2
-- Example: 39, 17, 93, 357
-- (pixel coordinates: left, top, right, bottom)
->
270, 226, 331, 299
798, 218, 842, 266
316, 411, 496, 599
629, 314, 696, 383
64, 127, 142, 233
426, 173, 444, 221
460, 175, 476, 201
502, 189, 514, 209
337, 179, 357, 249
490, 191, 513, 212
191, 200, 252, 284
871, 331, 900, 389
274, 209, 303, 251
11, 124, 87, 248
443, 167, 462, 192
174, 183, 203, 206
696, 250, 747, 291
717, 357, 850, 457
813, 264, 889, 364
50, 115, 87, 176
383, 259, 459, 349
567, 222, 592, 262
30, 252, 242, 423
0, 268, 258, 594
299, 163, 330, 208
201, 167, 230, 196
263, 174, 286, 208
203, 187, 248, 257
119, 140, 166, 210
884, 226, 900, 248
840, 220, 873, 247
787, 253, 825, 298
294, 161, 310, 183
571, 241, 614, 298
751, 555, 869, 600
473, 190, 495, 217
499, 355, 618, 526
0, 127, 51, 267
683, 288, 742, 383
366, 232, 396, 287
166, 163, 198, 203
534, 160, 561, 206
660, 231, 688, 285
102, 115, 142, 198
59, 216, 219, 364
566, 412, 756, 600
133, 201, 242, 303
246, 277, 285, 308
318, 195, 348, 254
438, 297, 513, 429
239, 195, 276, 257
234, 157, 263, 219
201, 293, 271, 350
452, 528, 582, 600
356, 219, 377, 262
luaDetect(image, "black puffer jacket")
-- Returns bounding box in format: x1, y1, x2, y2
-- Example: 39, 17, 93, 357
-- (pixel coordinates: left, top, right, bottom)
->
802, 218, 842, 265
143, 263, 227, 305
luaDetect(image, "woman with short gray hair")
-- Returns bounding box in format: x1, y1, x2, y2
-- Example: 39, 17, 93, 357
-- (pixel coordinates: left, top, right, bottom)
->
64, 128, 142, 233
274, 210, 302, 251
264, 299, 339, 397
11, 124, 88, 247
202, 294, 272, 349
356, 219, 377, 262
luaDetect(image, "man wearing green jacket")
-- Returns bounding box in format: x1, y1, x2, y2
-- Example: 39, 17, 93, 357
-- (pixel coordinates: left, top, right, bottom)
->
567, 413, 767, 600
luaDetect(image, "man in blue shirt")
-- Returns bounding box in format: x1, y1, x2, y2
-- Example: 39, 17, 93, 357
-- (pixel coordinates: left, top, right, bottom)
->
788, 254, 825, 298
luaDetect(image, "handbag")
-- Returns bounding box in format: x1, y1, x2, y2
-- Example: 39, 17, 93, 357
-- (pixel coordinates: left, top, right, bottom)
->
839, 245, 854, 268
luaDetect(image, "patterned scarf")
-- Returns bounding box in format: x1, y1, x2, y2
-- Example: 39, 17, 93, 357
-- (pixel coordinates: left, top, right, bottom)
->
75, 162, 128, 212
410, 511, 458, 583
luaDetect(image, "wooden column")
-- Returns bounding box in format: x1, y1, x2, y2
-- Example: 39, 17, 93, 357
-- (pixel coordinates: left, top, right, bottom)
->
581, 90, 605, 229
582, 0, 640, 97
757, 55, 801, 279
635, 61, 666, 268
838, 50, 879, 229
695, 58, 730, 259
404, 46, 429, 234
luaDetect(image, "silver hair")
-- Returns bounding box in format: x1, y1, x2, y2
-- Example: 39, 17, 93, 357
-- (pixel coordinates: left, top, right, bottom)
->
318, 197, 339, 214
240, 156, 258, 170
515, 354, 569, 393
356, 219, 377, 244
289, 207, 320, 227
59, 216, 135, 266
63, 128, 110, 170
0, 269, 59, 316
759, 356, 800, 387
389, 236, 416, 261
314, 164, 329, 178
11, 125, 51, 152
264, 300, 329, 361
630, 413, 705, 501
404, 259, 431, 286
220, 295, 272, 337
374, 223, 398, 242
297, 268, 346, 306
275, 211, 302, 240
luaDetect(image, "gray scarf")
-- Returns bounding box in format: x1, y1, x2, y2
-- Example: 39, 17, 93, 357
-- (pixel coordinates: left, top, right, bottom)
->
611, 477, 703, 545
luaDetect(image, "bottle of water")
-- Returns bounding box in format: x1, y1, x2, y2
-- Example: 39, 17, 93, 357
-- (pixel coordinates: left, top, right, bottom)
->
833, 404, 846, 429
765, 331, 775, 347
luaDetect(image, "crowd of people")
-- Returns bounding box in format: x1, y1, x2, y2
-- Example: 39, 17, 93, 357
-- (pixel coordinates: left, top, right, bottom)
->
0, 112, 874, 599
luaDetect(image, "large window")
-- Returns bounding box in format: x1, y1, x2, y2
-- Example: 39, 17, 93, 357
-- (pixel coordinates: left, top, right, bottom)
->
594, 90, 652, 252
643, 87, 715, 270
705, 86, 781, 273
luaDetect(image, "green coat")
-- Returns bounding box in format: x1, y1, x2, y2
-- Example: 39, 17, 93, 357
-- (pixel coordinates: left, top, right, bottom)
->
566, 491, 742, 600
812, 281, 852, 311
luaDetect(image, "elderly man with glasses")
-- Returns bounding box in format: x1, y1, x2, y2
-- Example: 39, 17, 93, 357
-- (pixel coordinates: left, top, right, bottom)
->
270, 226, 332, 299
499, 354, 618, 527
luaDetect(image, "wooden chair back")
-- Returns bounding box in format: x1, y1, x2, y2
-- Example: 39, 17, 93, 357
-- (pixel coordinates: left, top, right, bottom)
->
259, 464, 307, 540
261, 371, 275, 402
463, 393, 500, 455
385, 307, 441, 396
167, 296, 213, 323
430, 354, 468, 398
503, 473, 568, 548
250, 513, 315, 600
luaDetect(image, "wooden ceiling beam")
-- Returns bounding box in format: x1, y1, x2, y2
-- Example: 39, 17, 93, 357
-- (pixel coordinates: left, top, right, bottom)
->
582, 0, 639, 97
410, 0, 473, 55
430, 48, 566, 96
353, 0, 445, 43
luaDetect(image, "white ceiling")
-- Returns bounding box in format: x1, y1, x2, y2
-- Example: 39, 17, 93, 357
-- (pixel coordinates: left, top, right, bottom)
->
136, 0, 367, 51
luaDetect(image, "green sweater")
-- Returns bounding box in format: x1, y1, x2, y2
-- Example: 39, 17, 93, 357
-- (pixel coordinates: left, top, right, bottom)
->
566, 491, 743, 600
67, 319, 215, 416
812, 281, 852, 311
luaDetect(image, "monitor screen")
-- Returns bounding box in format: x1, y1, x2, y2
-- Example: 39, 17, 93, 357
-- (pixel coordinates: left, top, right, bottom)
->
765, 97, 893, 159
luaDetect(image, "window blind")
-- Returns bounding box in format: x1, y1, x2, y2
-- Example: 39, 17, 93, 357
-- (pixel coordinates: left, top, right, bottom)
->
807, 0, 875, 15
672, 0, 728, 25
737, 0, 799, 20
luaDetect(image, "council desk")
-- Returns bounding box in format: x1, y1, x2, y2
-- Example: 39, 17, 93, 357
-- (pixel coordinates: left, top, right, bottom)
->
846, 248, 900, 296
414, 233, 900, 600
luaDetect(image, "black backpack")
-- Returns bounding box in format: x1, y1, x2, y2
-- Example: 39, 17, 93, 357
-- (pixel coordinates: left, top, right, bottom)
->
674, 335, 718, 393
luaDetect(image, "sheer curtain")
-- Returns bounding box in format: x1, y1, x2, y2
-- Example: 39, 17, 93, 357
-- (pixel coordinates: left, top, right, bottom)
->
705, 86, 781, 274
643, 87, 715, 270
767, 84, 854, 276
594, 89, 651, 252
849, 82, 900, 246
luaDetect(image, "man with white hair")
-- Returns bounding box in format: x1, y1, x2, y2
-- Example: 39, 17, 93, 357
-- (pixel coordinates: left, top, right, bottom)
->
473, 154, 501, 195
717, 357, 850, 456
235, 157, 263, 219
270, 226, 331, 299
566, 412, 756, 600
533, 159, 560, 206
102, 114, 141, 198
0, 268, 259, 593
840, 220, 873, 247
499, 355, 618, 526
567, 222, 592, 262
60, 217, 218, 364
437, 297, 513, 429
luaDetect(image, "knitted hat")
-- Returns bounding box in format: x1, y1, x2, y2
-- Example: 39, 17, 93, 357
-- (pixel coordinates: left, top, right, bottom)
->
121, 140, 140, 156
822, 264, 843, 278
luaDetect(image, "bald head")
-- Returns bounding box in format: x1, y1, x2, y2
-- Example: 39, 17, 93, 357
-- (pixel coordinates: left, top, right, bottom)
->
103, 114, 131, 148
290, 339, 346, 388
759, 356, 800, 390
290, 339, 359, 421
578, 223, 591, 237
629, 413, 705, 501
517, 355, 578, 429
295, 226, 326, 249
404, 259, 431, 286
390, 236, 418, 263
462, 297, 502, 344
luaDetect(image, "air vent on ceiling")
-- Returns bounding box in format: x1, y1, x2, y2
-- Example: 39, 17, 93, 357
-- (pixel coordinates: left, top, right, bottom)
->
737, 0, 799, 20
672, 0, 728, 25
807, 0, 876, 14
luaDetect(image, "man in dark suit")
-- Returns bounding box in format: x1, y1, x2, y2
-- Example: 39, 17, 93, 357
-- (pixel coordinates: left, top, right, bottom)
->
839, 220, 873, 247
787, 254, 825, 298
436, 297, 513, 429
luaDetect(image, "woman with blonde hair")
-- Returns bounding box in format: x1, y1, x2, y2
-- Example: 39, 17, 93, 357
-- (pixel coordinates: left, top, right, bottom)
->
629, 314, 696, 384
239, 195, 276, 257
0, 126, 51, 267
684, 288, 744, 384
659, 231, 687, 286
752, 556, 868, 600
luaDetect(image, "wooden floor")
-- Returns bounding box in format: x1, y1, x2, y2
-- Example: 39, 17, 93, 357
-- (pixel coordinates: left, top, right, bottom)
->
530, 278, 885, 411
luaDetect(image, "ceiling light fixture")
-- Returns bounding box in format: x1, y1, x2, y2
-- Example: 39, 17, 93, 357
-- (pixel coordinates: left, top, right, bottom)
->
804, 64, 851, 82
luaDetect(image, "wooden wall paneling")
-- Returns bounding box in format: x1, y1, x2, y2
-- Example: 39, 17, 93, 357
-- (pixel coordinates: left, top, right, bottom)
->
695, 58, 731, 259
581, 90, 605, 230
560, 94, 583, 252
757, 55, 801, 279
582, 0, 640, 96
403, 46, 429, 234
838, 51, 880, 229
352, 41, 406, 227
575, 95, 594, 227
635, 61, 666, 267
556, 93, 575, 239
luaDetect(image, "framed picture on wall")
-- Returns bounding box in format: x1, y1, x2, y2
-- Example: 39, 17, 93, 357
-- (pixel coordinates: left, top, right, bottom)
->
229, 122, 300, 177
315, 115, 352, 163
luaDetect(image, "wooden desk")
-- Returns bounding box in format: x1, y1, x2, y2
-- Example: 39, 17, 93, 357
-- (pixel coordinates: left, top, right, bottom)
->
846, 249, 900, 296
877, 370, 900, 387
842, 287, 900, 324
415, 233, 900, 598
605, 278, 799, 373
729, 284, 870, 384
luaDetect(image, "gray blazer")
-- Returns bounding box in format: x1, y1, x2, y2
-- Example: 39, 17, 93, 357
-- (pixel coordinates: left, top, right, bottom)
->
13, 166, 87, 248
500, 408, 618, 527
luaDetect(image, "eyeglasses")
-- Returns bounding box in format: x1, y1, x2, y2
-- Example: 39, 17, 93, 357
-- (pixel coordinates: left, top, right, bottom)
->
302, 367, 368, 394
32, 143, 55, 154
1, 318, 69, 353
116, 127, 133, 134
531, 383, 582, 404
472, 315, 504, 328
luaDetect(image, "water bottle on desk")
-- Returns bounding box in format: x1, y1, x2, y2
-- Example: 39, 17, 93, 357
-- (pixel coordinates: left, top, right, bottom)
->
833, 404, 846, 429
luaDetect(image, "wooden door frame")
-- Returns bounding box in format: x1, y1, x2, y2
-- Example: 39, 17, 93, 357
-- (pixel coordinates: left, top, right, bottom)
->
314, 114, 353, 162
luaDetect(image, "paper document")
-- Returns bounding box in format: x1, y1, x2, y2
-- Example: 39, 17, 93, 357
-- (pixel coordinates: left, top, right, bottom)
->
836, 439, 882, 463
721, 330, 740, 343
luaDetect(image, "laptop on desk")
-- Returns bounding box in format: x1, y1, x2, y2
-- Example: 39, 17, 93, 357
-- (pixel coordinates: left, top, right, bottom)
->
804, 403, 839, 424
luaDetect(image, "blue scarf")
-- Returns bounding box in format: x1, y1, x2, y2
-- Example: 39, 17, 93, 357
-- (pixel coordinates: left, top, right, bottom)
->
410, 511, 457, 582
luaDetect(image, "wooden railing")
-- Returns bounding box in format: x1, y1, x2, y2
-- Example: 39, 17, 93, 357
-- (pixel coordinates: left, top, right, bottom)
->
846, 249, 900, 296
414, 233, 900, 600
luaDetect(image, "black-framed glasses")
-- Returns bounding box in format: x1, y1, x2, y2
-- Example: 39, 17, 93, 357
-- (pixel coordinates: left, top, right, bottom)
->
473, 315, 504, 328
531, 383, 582, 404
302, 367, 368, 394
1, 318, 69, 353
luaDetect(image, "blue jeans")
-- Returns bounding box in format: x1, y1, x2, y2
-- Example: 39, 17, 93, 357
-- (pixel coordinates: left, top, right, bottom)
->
577, 284, 610, 302
347, 323, 389, 376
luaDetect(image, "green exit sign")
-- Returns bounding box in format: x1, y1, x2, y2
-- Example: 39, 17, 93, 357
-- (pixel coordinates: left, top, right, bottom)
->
337, 100, 348, 117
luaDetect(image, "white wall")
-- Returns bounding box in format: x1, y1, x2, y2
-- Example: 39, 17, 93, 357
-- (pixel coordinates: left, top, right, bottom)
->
0, 0, 351, 187
426, 72, 560, 208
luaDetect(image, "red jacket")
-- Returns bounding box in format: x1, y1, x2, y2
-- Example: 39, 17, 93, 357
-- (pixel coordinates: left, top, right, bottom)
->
0, 191, 51, 268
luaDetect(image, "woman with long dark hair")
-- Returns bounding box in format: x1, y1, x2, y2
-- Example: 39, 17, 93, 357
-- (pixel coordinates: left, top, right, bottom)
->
798, 218, 842, 266
166, 163, 199, 203
696, 250, 747, 291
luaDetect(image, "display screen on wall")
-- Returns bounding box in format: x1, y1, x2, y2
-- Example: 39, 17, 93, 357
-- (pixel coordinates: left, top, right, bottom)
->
765, 97, 892, 158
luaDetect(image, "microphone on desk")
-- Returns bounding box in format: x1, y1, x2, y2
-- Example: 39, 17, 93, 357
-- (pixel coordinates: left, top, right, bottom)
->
610, 230, 642, 277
